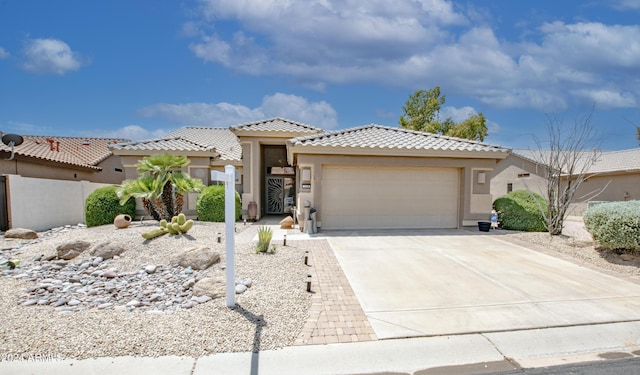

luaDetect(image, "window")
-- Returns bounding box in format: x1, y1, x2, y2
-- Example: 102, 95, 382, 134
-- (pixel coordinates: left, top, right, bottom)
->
517, 173, 530, 178
507, 183, 513, 193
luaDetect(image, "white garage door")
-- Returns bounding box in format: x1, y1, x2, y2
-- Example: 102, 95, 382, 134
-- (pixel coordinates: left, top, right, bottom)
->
321, 166, 459, 230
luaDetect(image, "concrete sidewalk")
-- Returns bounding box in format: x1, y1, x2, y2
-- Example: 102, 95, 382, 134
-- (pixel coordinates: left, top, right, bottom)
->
2, 321, 640, 375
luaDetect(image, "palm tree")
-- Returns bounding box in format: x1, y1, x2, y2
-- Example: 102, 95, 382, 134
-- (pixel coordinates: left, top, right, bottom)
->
117, 176, 164, 221
171, 171, 205, 214
117, 154, 203, 221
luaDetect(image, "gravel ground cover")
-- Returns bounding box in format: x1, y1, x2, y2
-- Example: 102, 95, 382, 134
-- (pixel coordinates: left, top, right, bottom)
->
498, 230, 640, 280
0, 222, 311, 359
1, 220, 638, 360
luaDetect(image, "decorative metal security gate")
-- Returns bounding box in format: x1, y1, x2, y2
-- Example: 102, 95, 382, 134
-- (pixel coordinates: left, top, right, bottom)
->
266, 177, 284, 214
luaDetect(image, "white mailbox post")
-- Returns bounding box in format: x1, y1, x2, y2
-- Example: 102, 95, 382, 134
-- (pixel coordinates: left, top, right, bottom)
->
210, 165, 236, 308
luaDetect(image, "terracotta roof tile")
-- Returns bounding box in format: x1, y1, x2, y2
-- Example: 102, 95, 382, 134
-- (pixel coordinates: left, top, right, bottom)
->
289, 125, 509, 154
0, 135, 128, 170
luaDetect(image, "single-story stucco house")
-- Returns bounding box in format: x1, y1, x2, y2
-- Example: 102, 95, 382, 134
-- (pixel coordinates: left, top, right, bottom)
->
0, 135, 129, 183
491, 148, 640, 215
110, 118, 509, 230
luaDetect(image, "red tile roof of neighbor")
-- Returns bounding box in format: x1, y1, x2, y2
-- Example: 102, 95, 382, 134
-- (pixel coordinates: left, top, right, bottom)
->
0, 135, 129, 170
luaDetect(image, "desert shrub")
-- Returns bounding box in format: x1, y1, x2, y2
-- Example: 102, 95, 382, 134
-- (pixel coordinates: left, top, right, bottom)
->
584, 200, 640, 251
85, 186, 136, 227
493, 190, 547, 232
196, 184, 241, 222
256, 226, 275, 253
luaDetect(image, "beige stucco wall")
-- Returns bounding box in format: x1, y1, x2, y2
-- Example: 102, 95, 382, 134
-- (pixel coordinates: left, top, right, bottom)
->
570, 173, 640, 215
5, 174, 112, 231
0, 155, 125, 184
491, 155, 547, 199
293, 154, 499, 228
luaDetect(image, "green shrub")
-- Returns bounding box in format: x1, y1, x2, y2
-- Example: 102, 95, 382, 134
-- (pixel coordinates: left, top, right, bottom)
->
256, 226, 274, 253
493, 190, 548, 232
196, 184, 241, 222
85, 186, 136, 227
584, 200, 640, 251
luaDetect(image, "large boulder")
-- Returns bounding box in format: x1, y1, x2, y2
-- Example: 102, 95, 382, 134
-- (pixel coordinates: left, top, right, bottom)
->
4, 228, 38, 239
56, 240, 91, 260
172, 246, 220, 270
192, 277, 225, 299
90, 242, 126, 259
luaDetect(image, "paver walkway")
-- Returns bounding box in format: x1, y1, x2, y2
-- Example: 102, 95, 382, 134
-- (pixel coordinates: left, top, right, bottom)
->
291, 238, 377, 345
236, 220, 377, 345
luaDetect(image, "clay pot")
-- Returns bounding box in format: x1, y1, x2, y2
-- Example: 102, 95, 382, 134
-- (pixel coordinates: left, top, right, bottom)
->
114, 214, 132, 229
248, 201, 257, 221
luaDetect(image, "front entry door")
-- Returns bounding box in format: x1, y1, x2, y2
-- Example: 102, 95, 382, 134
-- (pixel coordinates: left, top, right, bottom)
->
266, 177, 294, 214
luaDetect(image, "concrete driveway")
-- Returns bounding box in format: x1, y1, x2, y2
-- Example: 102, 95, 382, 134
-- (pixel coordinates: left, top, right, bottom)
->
325, 229, 640, 339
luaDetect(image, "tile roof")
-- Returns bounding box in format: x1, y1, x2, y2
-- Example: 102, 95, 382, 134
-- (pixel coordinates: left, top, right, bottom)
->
0, 135, 128, 170
288, 124, 509, 155
512, 148, 640, 174
587, 148, 640, 174
110, 128, 241, 161
230, 117, 322, 134
166, 127, 241, 161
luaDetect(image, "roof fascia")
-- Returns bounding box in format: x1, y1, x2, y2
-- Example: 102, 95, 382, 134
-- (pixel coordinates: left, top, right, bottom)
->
287, 144, 509, 161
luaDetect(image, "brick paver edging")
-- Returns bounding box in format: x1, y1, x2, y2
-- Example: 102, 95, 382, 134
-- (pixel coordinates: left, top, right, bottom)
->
291, 239, 377, 345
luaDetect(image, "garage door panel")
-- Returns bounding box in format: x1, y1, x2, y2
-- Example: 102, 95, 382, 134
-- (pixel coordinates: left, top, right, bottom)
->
321, 166, 458, 230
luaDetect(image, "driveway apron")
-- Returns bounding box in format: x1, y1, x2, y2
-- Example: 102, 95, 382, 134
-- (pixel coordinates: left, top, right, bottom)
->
326, 230, 640, 339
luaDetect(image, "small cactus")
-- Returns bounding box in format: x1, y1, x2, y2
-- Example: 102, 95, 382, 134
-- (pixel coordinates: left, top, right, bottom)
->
177, 213, 186, 225
142, 228, 168, 240
179, 219, 194, 233
141, 214, 194, 239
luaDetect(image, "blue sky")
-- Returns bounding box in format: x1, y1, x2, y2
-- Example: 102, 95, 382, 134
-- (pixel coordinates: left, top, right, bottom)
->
1, 0, 639, 150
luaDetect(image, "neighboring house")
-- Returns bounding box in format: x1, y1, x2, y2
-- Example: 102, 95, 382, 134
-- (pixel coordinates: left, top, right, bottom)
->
0, 135, 129, 183
492, 149, 640, 215
111, 118, 509, 229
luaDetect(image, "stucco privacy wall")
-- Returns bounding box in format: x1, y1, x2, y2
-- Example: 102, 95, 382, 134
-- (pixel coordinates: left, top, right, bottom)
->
5, 174, 112, 231
570, 173, 640, 216
294, 154, 498, 228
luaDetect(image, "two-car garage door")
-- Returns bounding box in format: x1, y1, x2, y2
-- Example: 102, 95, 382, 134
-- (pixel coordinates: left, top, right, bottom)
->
320, 166, 459, 230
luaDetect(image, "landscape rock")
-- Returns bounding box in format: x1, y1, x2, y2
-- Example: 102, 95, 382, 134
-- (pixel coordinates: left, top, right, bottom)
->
192, 277, 225, 299
235, 284, 247, 294
620, 254, 640, 263
91, 242, 126, 259
4, 228, 38, 239
144, 265, 157, 274
56, 240, 91, 260
172, 246, 220, 270
279, 216, 294, 229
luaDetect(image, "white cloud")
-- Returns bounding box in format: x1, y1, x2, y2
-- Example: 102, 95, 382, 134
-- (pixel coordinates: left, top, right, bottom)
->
82, 125, 169, 141
0, 47, 9, 59
22, 38, 84, 75
611, 0, 640, 10
439, 106, 477, 122
186, 1, 640, 111
137, 93, 339, 129
261, 93, 338, 128
569, 89, 637, 108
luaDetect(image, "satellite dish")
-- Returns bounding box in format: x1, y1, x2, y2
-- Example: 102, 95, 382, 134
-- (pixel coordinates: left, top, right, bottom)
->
2, 133, 24, 161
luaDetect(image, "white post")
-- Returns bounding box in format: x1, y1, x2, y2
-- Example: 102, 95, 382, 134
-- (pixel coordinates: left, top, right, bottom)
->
224, 165, 236, 308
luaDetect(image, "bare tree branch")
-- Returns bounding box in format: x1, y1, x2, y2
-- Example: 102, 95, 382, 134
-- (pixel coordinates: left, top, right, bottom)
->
530, 109, 605, 235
